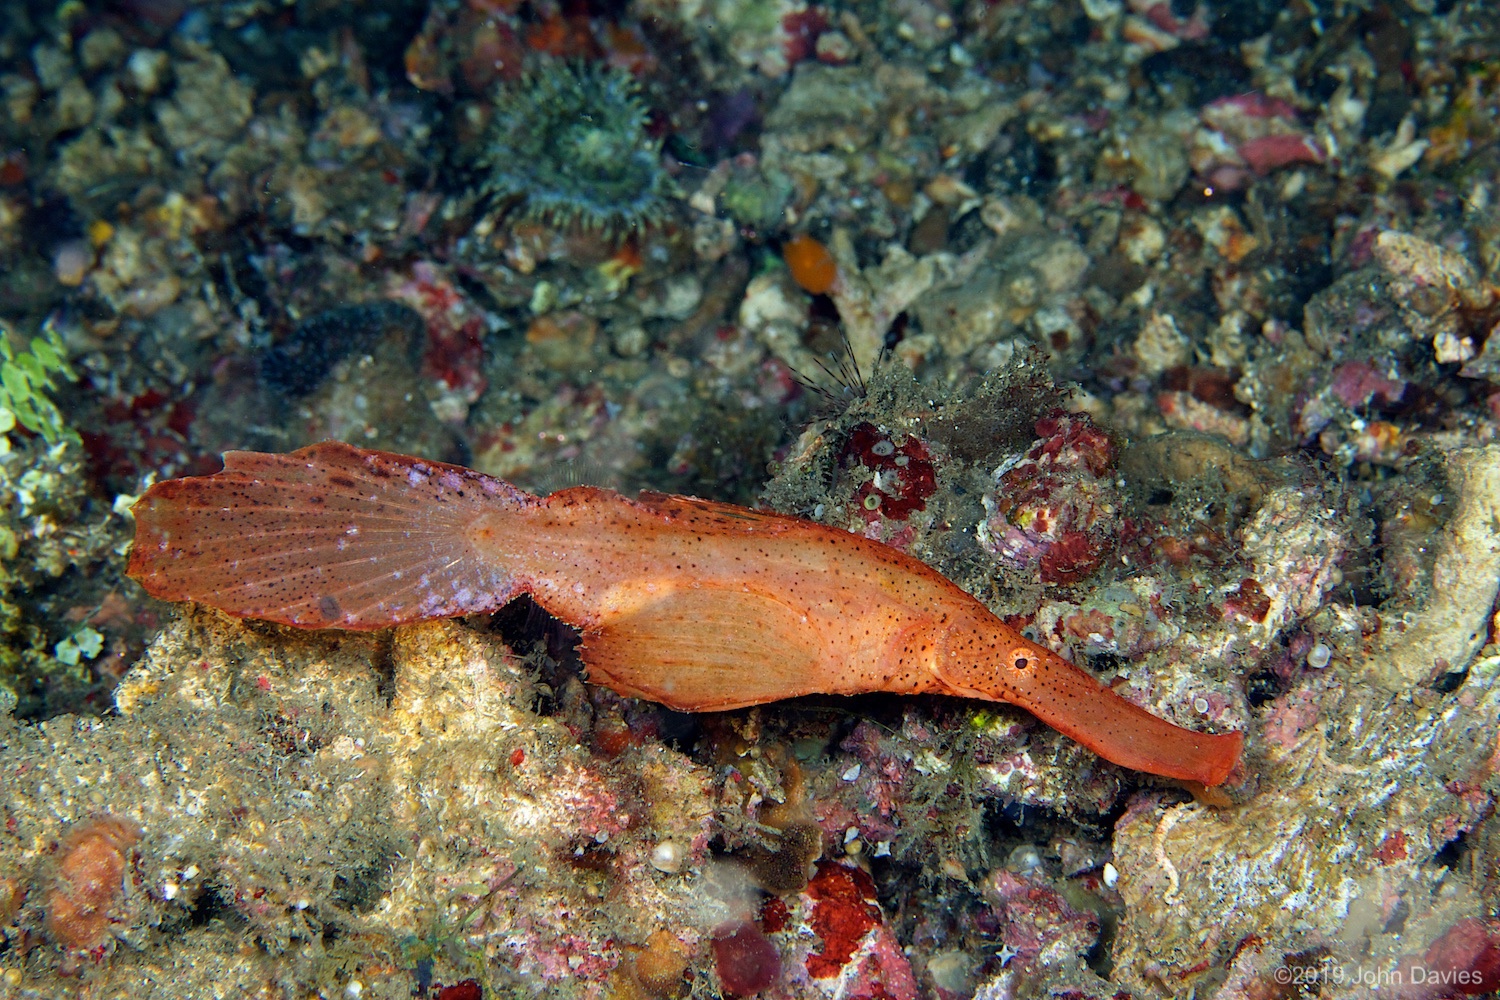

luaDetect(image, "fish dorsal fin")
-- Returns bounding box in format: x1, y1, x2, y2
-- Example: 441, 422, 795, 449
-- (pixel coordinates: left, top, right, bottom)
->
631, 491, 803, 532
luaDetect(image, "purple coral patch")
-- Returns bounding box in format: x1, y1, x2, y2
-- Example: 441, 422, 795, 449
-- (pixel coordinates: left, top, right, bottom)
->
712, 920, 782, 996
1329, 360, 1405, 410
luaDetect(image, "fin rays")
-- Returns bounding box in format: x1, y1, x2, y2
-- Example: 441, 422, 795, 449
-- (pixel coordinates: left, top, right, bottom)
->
130, 442, 532, 629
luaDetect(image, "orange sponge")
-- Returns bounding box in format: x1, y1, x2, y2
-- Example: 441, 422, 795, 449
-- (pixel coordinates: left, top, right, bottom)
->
783, 234, 838, 295
45, 815, 139, 954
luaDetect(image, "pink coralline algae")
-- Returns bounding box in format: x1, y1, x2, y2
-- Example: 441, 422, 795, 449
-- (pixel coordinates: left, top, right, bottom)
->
1129, 0, 1209, 42
978, 412, 1122, 584
818, 718, 913, 846
1219, 577, 1272, 624
841, 422, 939, 523
712, 920, 783, 996
1193, 93, 1325, 190
1416, 918, 1500, 996
543, 761, 632, 842
1259, 678, 1329, 750
805, 861, 880, 979
1329, 360, 1407, 410
1236, 133, 1327, 174
792, 860, 918, 1000
780, 9, 831, 66
389, 261, 488, 419
983, 868, 1100, 970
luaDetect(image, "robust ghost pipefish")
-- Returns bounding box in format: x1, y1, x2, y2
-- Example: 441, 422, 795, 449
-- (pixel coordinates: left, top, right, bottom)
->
127, 441, 1244, 785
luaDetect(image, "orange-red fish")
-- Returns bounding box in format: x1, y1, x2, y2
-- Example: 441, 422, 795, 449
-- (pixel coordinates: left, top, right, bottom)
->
127, 441, 1243, 785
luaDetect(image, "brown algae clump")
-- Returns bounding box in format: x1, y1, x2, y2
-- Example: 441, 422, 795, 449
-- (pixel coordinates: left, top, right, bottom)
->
480, 62, 674, 234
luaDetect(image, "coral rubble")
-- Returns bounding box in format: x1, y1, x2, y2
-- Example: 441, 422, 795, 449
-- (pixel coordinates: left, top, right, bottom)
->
2, 614, 721, 995
3, 0, 1500, 994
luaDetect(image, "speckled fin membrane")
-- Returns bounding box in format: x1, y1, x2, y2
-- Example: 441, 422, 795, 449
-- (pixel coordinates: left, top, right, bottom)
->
127, 441, 533, 630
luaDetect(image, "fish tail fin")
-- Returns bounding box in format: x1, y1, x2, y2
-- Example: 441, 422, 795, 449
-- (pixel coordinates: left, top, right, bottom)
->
128, 441, 537, 630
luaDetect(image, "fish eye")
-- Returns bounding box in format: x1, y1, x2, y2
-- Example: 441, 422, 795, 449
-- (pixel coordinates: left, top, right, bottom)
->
1014, 656, 1029, 670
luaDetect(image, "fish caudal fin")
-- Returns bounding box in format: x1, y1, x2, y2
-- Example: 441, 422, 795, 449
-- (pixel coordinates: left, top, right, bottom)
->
128, 441, 536, 630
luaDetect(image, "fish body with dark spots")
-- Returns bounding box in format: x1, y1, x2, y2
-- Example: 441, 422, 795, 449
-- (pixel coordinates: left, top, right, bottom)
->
128, 441, 1243, 786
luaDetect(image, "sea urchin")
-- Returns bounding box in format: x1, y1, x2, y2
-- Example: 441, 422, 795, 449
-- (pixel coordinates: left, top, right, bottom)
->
480, 62, 674, 234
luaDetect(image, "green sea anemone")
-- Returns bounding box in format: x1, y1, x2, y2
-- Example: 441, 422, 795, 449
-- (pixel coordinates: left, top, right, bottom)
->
480, 62, 674, 234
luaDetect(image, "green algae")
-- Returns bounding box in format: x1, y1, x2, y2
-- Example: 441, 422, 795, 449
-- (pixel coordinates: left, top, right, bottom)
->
0, 322, 77, 448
